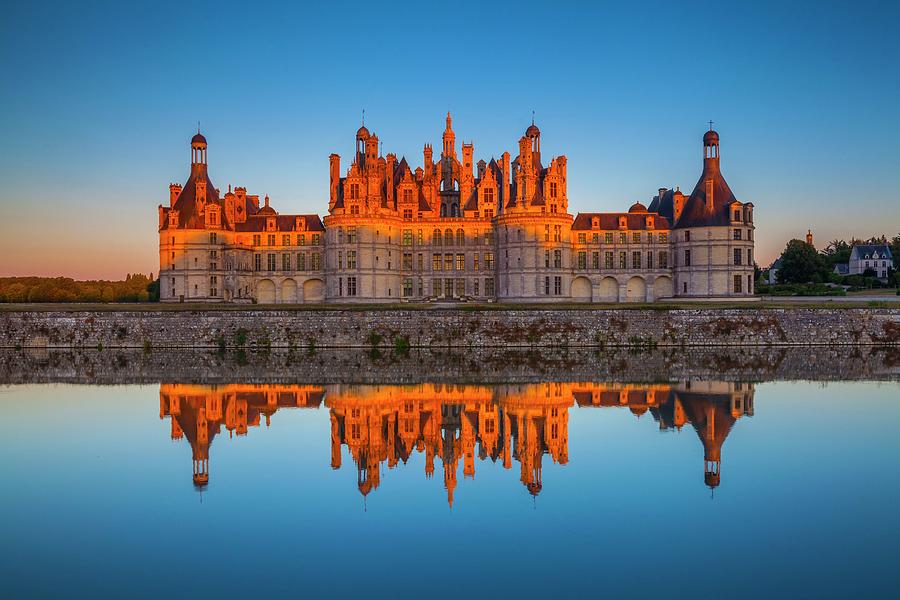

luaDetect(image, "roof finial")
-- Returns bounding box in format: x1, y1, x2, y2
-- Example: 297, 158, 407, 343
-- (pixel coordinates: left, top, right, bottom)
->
362, 108, 365, 127
532, 110, 535, 126
708, 119, 714, 131
198, 120, 201, 134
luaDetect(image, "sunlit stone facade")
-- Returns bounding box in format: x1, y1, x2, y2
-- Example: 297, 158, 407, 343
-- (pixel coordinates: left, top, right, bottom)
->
158, 118, 755, 303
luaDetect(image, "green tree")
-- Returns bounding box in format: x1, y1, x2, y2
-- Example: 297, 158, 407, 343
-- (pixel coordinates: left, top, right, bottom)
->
777, 239, 827, 284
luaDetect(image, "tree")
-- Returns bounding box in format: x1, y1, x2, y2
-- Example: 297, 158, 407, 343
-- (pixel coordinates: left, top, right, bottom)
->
777, 239, 827, 284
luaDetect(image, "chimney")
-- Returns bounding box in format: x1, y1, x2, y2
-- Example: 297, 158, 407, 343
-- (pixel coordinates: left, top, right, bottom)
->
169, 183, 182, 206
329, 154, 341, 210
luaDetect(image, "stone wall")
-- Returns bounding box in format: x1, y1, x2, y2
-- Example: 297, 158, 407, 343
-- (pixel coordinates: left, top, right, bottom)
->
1, 307, 898, 350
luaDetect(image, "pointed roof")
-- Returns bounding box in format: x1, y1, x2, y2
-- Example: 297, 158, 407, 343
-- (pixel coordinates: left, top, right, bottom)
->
675, 134, 738, 228
165, 165, 223, 229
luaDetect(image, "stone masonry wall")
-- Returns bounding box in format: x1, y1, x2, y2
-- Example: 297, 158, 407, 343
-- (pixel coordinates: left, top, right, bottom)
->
2, 307, 898, 350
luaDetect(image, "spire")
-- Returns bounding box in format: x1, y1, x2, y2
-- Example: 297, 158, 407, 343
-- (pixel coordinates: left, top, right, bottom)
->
446, 111, 452, 131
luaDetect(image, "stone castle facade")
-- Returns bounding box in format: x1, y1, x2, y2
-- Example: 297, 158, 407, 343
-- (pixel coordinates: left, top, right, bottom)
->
158, 116, 755, 303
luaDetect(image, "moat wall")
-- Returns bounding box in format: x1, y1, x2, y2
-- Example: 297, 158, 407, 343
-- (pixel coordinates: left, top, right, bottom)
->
2, 307, 899, 350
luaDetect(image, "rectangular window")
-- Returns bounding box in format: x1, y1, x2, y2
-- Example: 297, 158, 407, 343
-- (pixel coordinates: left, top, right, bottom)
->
347, 251, 357, 269
578, 251, 586, 269
554, 276, 562, 295
209, 233, 217, 244
347, 276, 357, 296
685, 231, 691, 242
485, 278, 494, 296
312, 234, 320, 245
473, 253, 480, 271
659, 232, 668, 243
684, 250, 691, 267
282, 253, 291, 271
605, 232, 613, 244
298, 253, 306, 271
347, 226, 357, 243
545, 250, 551, 268
748, 249, 753, 265
605, 251, 613, 269
456, 253, 464, 271
592, 252, 599, 269
632, 232, 641, 243
267, 253, 276, 271
484, 253, 494, 270
253, 234, 261, 247
298, 234, 305, 246
282, 234, 291, 246
403, 209, 413, 221
432, 278, 441, 296
659, 251, 667, 269
554, 250, 562, 268
544, 225, 550, 242
338, 278, 343, 297
647, 251, 653, 269
544, 276, 550, 295
577, 233, 586, 244
733, 228, 742, 240
254, 253, 261, 271
403, 278, 413, 297
433, 254, 442, 270
403, 229, 413, 245
444, 254, 453, 271
402, 253, 413, 270
417, 253, 424, 270
417, 230, 423, 245
474, 279, 480, 296
268, 234, 276, 246
455, 278, 465, 296
550, 181, 558, 198
337, 251, 343, 269
619, 252, 627, 269
734, 274, 742, 293
484, 230, 494, 245
632, 251, 641, 269
619, 232, 627, 244
554, 225, 562, 242
312, 253, 320, 270
734, 248, 742, 266
445, 279, 453, 297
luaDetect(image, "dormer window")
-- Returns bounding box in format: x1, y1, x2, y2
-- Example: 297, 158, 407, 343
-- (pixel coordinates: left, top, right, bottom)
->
484, 188, 494, 203
646, 216, 654, 229
618, 216, 627, 229
296, 217, 305, 231
403, 188, 413, 203
266, 217, 276, 231
549, 181, 558, 198
592, 218, 599, 229
349, 183, 360, 200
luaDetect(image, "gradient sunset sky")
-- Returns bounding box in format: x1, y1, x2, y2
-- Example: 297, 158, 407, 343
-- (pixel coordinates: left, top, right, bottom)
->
1, 1, 898, 279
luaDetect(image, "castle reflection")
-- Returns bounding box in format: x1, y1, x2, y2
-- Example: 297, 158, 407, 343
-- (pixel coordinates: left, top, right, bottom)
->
159, 381, 754, 503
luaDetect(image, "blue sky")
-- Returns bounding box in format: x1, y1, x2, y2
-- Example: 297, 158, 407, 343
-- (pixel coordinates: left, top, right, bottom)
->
1, 0, 898, 278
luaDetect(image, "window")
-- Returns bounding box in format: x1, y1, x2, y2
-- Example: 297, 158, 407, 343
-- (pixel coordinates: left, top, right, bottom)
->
403, 229, 413, 246
403, 208, 413, 221
485, 278, 494, 296
734, 274, 742, 293
268, 234, 276, 246
347, 251, 357, 269
554, 225, 562, 242
433, 229, 442, 246
659, 233, 668, 243
619, 232, 627, 244
347, 276, 357, 296
484, 230, 494, 245
550, 181, 558, 198
474, 253, 480, 271
619, 252, 627, 269
417, 254, 423, 270
337, 251, 343, 269
632, 251, 641, 269
282, 234, 291, 246
748, 249, 753, 265
733, 228, 742, 240
733, 248, 742, 266
337, 228, 344, 244
554, 276, 562, 295
403, 278, 413, 297
456, 254, 465, 271
263, 253, 274, 271
209, 233, 217, 244
659, 251, 668, 269
473, 279, 480, 296
554, 250, 562, 268
685, 231, 691, 242
484, 209, 494, 219
432, 279, 442, 296
647, 251, 653, 269
733, 210, 741, 221
347, 226, 357, 243
254, 253, 261, 271
544, 276, 550, 295
433, 254, 442, 270
592, 252, 599, 269
418, 278, 424, 296
445, 279, 453, 297
684, 250, 691, 267
282, 253, 291, 271
253, 234, 261, 247
402, 253, 412, 270
312, 234, 320, 245
444, 254, 453, 271
577, 233, 586, 244
445, 229, 454, 246
605, 232, 613, 244
298, 253, 306, 271
484, 252, 494, 270
605, 251, 613, 269
349, 183, 360, 199
544, 225, 550, 242
578, 251, 587, 269
311, 253, 320, 270
298, 234, 305, 246
455, 278, 465, 296
456, 229, 465, 246
632, 232, 641, 243
545, 250, 550, 268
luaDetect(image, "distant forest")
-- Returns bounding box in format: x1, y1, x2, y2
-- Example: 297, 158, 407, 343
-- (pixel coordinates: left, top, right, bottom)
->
0, 274, 159, 303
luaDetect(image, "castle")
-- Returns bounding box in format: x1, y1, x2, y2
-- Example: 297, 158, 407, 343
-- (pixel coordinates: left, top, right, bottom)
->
158, 115, 756, 303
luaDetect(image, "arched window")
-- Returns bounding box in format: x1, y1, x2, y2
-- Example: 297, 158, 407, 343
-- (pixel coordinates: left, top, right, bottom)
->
456, 229, 465, 246
432, 229, 442, 246
445, 229, 454, 246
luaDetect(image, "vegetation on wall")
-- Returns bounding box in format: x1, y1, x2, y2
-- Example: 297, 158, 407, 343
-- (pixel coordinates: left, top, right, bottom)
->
0, 274, 159, 303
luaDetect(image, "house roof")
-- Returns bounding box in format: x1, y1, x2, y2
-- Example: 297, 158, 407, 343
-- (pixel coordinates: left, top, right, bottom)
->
572, 212, 671, 231
674, 160, 738, 228
850, 244, 893, 261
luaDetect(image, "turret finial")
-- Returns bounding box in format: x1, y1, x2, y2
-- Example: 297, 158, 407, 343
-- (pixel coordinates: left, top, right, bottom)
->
708, 119, 714, 131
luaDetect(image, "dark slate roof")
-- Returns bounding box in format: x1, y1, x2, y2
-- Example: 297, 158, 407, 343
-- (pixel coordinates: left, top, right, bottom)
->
649, 188, 676, 223
572, 212, 671, 231
850, 244, 893, 261
234, 214, 324, 232
833, 263, 849, 275
674, 160, 737, 229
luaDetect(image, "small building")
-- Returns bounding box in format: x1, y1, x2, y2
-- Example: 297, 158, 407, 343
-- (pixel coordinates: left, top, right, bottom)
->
834, 244, 893, 281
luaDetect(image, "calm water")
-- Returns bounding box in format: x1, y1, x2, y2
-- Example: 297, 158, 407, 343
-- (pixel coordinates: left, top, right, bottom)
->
1, 359, 899, 598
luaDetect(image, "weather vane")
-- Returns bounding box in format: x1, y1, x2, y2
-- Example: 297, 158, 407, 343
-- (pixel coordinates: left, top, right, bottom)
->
708, 119, 714, 131
362, 108, 365, 127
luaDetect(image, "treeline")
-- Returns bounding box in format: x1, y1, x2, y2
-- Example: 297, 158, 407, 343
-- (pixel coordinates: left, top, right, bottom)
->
0, 274, 159, 303
768, 233, 899, 287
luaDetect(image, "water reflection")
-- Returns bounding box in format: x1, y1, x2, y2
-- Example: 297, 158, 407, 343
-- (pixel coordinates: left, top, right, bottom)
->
160, 381, 754, 503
